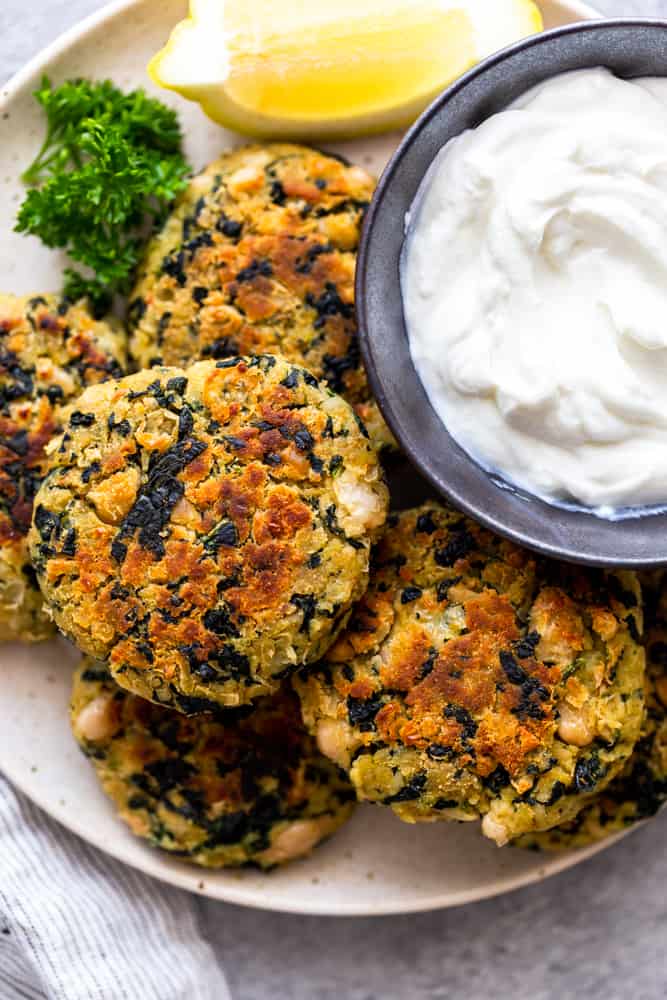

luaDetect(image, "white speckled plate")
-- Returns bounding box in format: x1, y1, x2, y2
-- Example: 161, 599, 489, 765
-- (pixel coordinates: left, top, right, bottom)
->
0, 0, 614, 916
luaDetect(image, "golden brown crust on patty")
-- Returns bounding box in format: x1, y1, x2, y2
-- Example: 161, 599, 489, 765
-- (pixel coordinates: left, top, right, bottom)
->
71, 659, 355, 869
127, 144, 392, 449
294, 503, 645, 844
0, 294, 126, 642
30, 356, 388, 711
517, 570, 667, 851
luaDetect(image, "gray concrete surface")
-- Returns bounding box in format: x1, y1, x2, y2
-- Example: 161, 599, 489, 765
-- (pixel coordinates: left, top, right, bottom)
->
2, 1, 667, 998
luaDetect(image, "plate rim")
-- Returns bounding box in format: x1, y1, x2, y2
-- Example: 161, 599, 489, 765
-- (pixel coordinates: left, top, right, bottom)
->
0, 736, 635, 916
0, 0, 631, 917
1, 0, 140, 107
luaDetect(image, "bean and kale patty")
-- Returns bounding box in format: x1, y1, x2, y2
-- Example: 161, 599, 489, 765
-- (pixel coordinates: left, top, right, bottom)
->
127, 143, 392, 449
517, 570, 667, 851
0, 294, 126, 643
71, 658, 355, 868
30, 356, 388, 711
294, 502, 646, 845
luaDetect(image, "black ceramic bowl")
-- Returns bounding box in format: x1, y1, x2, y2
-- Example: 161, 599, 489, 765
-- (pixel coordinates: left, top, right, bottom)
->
357, 18, 667, 568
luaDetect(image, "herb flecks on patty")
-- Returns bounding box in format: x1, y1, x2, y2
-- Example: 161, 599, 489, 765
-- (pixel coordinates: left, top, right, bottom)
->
71, 659, 355, 869
30, 356, 388, 709
0, 293, 126, 642
295, 502, 646, 845
128, 144, 393, 449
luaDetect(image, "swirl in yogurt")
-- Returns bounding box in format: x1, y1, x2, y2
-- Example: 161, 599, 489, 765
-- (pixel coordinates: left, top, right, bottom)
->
402, 68, 667, 514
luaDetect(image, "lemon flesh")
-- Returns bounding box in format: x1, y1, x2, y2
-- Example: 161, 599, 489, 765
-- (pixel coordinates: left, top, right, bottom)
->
149, 0, 543, 139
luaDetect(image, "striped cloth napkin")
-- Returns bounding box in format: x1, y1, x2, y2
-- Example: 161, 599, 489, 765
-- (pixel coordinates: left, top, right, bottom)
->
0, 775, 231, 1000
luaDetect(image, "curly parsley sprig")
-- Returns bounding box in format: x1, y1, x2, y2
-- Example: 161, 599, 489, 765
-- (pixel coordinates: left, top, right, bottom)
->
16, 77, 190, 316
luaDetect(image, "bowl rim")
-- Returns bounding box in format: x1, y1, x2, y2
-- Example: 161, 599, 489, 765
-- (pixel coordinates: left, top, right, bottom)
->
357, 16, 667, 569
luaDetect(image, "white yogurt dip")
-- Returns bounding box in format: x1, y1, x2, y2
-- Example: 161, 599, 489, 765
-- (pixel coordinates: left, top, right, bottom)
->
402, 68, 667, 515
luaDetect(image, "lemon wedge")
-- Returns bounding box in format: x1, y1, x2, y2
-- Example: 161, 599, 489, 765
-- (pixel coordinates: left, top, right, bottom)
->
149, 0, 543, 140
